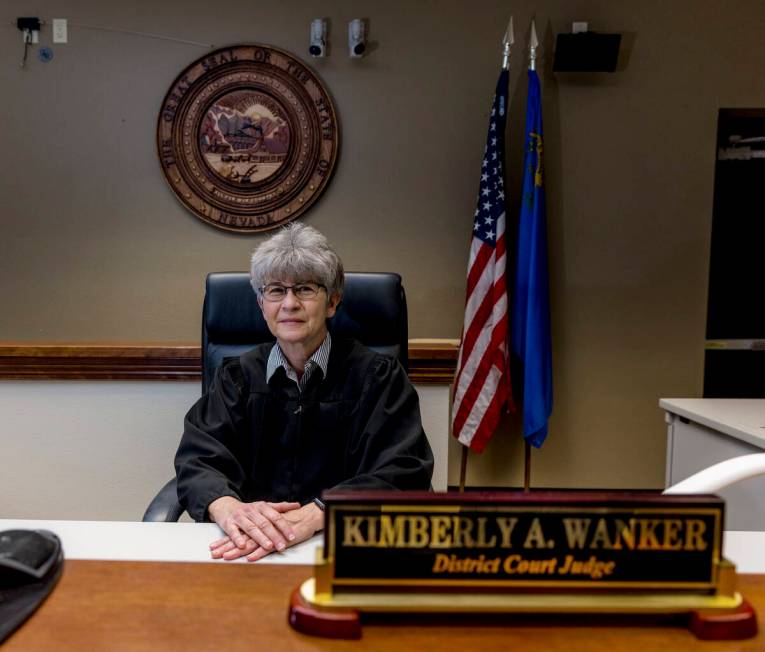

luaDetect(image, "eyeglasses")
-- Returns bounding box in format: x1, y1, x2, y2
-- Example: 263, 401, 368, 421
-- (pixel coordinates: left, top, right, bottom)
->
260, 282, 326, 302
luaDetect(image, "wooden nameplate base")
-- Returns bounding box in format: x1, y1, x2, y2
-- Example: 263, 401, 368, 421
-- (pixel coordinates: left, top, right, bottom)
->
288, 491, 758, 640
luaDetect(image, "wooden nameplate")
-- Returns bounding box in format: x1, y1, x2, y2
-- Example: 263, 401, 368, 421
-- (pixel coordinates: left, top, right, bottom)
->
287, 490, 758, 640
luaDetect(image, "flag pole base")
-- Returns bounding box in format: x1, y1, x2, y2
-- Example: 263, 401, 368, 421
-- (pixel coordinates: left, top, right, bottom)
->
459, 444, 468, 492
288, 577, 757, 640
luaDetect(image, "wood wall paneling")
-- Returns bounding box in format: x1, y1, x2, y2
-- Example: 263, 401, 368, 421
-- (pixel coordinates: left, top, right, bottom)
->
0, 341, 458, 384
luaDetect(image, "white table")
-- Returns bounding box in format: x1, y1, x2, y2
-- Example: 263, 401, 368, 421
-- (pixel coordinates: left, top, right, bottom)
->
661, 398, 765, 530
1, 519, 763, 574
0, 519, 321, 565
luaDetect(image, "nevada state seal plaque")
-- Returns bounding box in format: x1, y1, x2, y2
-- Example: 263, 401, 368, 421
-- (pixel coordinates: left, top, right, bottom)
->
157, 45, 339, 232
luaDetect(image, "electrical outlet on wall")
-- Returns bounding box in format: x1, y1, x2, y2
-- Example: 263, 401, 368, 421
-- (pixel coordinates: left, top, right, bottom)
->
53, 18, 67, 43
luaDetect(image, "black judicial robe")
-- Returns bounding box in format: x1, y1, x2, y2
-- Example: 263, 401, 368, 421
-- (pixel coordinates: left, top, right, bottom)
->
175, 338, 434, 522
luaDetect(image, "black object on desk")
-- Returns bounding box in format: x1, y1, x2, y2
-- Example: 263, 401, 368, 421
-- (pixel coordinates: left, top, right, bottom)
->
0, 529, 63, 643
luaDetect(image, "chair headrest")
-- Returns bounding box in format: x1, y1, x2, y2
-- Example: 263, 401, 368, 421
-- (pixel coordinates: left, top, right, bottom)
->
202, 271, 408, 389
204, 273, 266, 343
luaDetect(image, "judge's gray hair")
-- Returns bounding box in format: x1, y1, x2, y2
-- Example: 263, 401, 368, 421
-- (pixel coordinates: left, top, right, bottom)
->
250, 223, 344, 299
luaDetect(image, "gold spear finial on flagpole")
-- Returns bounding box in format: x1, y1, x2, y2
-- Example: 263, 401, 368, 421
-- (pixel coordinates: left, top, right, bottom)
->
502, 16, 514, 70
529, 19, 539, 71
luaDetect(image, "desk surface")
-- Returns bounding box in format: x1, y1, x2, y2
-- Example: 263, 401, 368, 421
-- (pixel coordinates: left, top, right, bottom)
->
4, 560, 765, 651
660, 398, 765, 449
2, 521, 764, 650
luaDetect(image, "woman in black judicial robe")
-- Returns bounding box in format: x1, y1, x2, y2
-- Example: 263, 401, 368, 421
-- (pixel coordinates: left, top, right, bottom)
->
175, 223, 433, 562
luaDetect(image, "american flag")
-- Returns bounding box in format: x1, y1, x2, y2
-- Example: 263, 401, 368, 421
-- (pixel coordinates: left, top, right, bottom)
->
452, 69, 513, 453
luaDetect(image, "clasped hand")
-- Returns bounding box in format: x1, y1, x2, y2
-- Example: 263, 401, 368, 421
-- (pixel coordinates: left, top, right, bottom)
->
207, 496, 323, 562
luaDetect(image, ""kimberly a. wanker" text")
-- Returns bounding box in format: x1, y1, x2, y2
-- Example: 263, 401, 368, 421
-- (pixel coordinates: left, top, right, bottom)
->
339, 514, 710, 552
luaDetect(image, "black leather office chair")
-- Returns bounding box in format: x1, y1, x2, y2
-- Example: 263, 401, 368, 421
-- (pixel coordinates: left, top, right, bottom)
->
142, 271, 409, 522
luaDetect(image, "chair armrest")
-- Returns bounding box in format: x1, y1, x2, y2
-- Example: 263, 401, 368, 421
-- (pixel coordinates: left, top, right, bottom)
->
143, 478, 185, 522
663, 454, 765, 495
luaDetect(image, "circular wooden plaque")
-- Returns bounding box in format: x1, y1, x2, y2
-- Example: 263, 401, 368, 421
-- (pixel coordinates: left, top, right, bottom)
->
157, 45, 339, 232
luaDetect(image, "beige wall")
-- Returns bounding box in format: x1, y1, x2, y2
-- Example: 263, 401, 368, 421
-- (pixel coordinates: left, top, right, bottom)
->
0, 381, 449, 520
2, 1, 764, 490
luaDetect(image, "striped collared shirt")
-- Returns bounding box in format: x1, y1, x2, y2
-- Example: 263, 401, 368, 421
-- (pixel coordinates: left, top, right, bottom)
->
266, 332, 332, 393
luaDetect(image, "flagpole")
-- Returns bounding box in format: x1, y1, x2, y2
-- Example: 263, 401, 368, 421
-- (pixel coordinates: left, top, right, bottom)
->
502, 16, 514, 71
459, 446, 468, 493
520, 19, 541, 495
455, 17, 515, 493
457, 17, 514, 495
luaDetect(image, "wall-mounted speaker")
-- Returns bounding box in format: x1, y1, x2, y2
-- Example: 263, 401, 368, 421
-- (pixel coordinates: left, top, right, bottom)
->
552, 32, 621, 72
